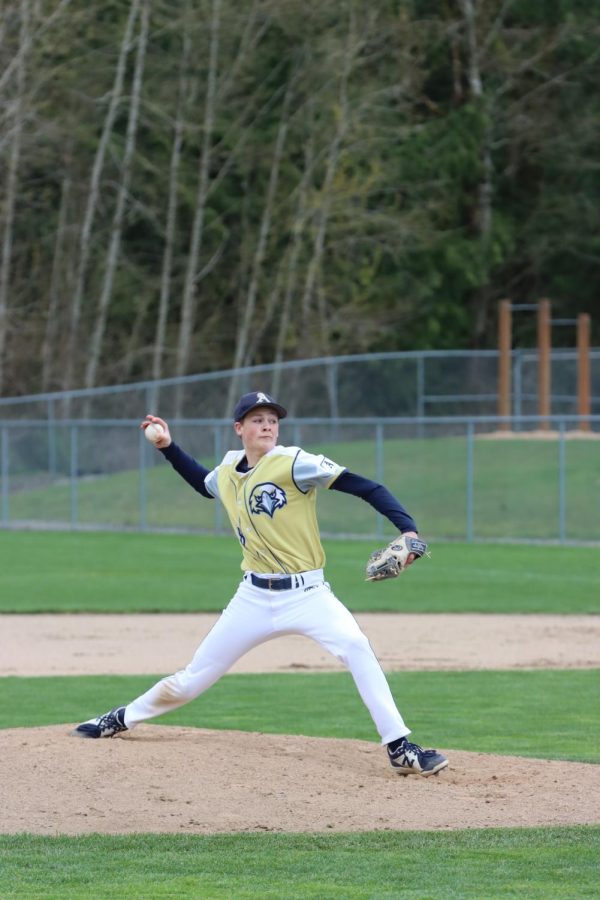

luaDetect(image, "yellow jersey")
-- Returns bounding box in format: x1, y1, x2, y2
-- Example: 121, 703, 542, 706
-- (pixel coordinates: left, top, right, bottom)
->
204, 445, 345, 574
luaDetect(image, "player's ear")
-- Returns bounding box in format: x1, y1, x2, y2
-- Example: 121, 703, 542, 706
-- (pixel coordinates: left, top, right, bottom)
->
234, 421, 243, 438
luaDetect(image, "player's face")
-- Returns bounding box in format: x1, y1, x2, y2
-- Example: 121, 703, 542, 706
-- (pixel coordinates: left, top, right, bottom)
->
234, 408, 280, 462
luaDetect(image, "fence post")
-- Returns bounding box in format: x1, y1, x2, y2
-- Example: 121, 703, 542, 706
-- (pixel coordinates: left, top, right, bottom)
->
375, 422, 384, 540
1, 426, 9, 526
48, 397, 57, 475
466, 421, 474, 542
558, 420, 566, 543
416, 356, 425, 437
538, 299, 552, 429
139, 427, 147, 530
577, 313, 591, 432
498, 299, 512, 429
146, 383, 157, 417
214, 425, 223, 534
327, 360, 339, 425
70, 425, 78, 528
513, 350, 523, 431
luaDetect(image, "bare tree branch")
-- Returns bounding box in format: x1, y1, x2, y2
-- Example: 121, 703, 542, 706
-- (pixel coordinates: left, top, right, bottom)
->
0, 0, 72, 97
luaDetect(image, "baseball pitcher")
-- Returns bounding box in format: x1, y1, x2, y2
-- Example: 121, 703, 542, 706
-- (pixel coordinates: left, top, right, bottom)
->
72, 391, 448, 777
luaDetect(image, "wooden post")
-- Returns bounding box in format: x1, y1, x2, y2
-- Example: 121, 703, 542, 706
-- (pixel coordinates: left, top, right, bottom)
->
537, 299, 551, 430
577, 313, 591, 432
497, 299, 512, 430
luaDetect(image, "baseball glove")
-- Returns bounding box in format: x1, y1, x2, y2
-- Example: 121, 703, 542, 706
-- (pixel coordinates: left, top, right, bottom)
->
365, 535, 429, 581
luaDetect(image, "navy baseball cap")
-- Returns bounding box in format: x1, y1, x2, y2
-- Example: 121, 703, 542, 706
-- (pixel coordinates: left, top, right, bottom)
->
234, 391, 287, 422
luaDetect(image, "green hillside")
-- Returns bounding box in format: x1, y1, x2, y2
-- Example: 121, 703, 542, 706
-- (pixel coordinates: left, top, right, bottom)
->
6, 435, 599, 541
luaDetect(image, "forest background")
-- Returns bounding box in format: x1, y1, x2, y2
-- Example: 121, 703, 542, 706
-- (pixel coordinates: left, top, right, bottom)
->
1, 0, 599, 400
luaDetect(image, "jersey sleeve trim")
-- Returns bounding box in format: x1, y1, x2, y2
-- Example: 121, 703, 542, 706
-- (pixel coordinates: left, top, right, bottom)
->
291, 448, 309, 495
203, 467, 219, 499
325, 466, 347, 489
291, 447, 345, 493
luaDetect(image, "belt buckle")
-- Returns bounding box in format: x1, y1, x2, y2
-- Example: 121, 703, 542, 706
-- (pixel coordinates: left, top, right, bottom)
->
267, 578, 274, 591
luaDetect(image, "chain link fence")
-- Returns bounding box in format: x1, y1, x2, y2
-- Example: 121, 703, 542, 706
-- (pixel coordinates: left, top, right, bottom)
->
1, 349, 599, 422
1, 351, 598, 543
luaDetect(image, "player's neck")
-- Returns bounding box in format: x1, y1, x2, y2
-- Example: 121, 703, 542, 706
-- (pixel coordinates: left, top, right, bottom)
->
243, 446, 270, 468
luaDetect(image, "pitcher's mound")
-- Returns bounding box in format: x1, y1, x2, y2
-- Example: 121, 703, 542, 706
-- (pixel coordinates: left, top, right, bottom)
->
3, 725, 599, 835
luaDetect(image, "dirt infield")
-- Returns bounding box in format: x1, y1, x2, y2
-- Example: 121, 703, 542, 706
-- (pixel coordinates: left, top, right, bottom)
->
3, 612, 600, 675
2, 613, 599, 834
3, 725, 599, 835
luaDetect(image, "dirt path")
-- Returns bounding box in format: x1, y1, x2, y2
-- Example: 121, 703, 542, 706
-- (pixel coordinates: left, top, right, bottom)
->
3, 613, 600, 676
2, 612, 599, 835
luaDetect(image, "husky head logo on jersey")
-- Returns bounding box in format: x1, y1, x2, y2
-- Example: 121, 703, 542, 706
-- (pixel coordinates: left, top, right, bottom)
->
249, 482, 287, 518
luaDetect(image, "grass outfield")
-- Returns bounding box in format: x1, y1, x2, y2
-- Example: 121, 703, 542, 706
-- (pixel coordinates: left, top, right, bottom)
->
1, 828, 599, 898
1, 670, 598, 763
1, 530, 598, 613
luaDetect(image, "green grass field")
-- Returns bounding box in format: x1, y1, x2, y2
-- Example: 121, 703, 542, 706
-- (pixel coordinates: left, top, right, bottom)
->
1, 669, 598, 763
7, 434, 600, 540
1, 829, 599, 898
2, 531, 599, 897
1, 530, 598, 613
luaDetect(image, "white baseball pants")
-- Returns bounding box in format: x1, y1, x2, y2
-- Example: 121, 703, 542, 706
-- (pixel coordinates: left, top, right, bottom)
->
124, 569, 410, 745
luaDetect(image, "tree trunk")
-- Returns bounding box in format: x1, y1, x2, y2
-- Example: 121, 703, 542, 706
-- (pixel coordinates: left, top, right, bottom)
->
0, 0, 29, 394
41, 162, 71, 391
84, 0, 149, 392
62, 0, 140, 394
459, 0, 494, 346
174, 0, 221, 393
120, 276, 154, 382
226, 75, 294, 414
473, 117, 494, 343
299, 67, 351, 350
460, 0, 482, 96
270, 103, 315, 399
243, 254, 285, 368
151, 23, 192, 389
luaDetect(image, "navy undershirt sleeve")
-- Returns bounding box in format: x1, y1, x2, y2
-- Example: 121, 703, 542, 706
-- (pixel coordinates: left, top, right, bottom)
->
331, 470, 417, 533
159, 442, 213, 499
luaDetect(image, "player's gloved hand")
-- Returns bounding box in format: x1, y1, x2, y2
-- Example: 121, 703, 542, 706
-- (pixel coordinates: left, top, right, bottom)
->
400, 530, 419, 567
141, 414, 172, 449
365, 533, 429, 581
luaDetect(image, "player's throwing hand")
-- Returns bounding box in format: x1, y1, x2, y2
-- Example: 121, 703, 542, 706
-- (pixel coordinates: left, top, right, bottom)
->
141, 415, 172, 449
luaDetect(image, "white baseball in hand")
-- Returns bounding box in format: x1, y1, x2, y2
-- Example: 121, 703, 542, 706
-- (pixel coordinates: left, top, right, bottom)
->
144, 422, 165, 444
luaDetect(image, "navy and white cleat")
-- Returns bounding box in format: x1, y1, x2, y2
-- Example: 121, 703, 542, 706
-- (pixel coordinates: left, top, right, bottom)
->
387, 738, 448, 777
71, 706, 128, 739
